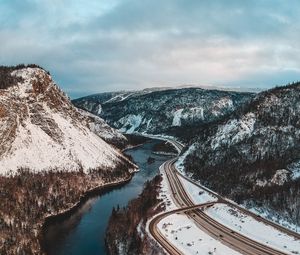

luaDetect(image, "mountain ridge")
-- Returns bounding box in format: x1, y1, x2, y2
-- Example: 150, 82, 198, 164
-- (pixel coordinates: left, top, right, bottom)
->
0, 65, 135, 255
73, 87, 255, 135
0, 66, 131, 175
181, 81, 300, 225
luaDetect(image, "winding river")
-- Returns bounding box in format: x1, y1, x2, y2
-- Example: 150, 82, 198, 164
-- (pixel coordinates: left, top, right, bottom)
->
43, 139, 170, 255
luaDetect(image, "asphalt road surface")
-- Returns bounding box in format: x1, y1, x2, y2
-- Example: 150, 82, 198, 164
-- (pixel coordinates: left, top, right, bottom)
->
148, 137, 300, 255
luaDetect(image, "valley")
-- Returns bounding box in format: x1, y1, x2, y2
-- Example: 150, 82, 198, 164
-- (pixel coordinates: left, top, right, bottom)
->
104, 135, 300, 255
74, 84, 300, 255
43, 139, 170, 255
3, 1, 300, 254
76, 83, 300, 229
1, 65, 300, 255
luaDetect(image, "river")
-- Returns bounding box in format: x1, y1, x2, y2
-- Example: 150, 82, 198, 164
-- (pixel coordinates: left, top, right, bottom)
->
43, 139, 170, 255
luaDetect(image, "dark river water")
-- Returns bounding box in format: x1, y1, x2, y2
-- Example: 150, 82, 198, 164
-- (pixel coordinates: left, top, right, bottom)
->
43, 139, 170, 255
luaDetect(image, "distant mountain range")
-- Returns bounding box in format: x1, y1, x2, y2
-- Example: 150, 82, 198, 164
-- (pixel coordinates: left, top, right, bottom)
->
74, 82, 300, 226
73, 87, 254, 135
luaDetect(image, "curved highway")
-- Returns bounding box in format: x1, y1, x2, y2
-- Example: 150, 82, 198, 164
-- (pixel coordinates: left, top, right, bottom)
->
148, 137, 300, 255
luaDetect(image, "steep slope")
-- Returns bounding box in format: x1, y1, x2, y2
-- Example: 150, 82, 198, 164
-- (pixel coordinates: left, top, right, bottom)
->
77, 109, 128, 148
0, 66, 129, 175
182, 82, 300, 225
72, 87, 176, 112
73, 88, 254, 136
0, 65, 135, 255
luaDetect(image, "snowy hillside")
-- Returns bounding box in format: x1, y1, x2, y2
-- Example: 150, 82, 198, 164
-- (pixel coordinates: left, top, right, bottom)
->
0, 66, 130, 175
73, 88, 254, 136
183, 82, 300, 226
77, 109, 128, 148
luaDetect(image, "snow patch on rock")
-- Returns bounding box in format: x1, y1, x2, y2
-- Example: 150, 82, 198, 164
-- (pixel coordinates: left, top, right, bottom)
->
287, 160, 300, 180
211, 113, 256, 150
172, 107, 205, 127
271, 169, 290, 185
172, 109, 184, 126
118, 114, 143, 133
79, 109, 126, 142
189, 107, 204, 119
96, 104, 102, 115
0, 111, 121, 175
212, 97, 233, 116
256, 179, 268, 187
175, 144, 195, 173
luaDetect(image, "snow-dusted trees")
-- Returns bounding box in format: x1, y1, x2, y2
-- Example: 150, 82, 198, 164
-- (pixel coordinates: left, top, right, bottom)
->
0, 162, 132, 255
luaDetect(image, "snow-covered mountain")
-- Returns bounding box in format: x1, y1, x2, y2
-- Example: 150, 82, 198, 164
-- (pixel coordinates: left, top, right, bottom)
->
181, 82, 300, 225
77, 109, 127, 148
0, 66, 129, 175
73, 88, 254, 135
0, 65, 136, 255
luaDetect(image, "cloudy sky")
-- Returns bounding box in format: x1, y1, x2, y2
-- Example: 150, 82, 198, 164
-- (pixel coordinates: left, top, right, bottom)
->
1, 0, 300, 98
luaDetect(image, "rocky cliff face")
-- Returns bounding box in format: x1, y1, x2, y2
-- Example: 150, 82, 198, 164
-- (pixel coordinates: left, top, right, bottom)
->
0, 65, 135, 255
182, 82, 300, 225
0, 66, 129, 175
73, 88, 254, 136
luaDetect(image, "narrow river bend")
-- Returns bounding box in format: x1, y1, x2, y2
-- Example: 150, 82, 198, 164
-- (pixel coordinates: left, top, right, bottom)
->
43, 139, 170, 255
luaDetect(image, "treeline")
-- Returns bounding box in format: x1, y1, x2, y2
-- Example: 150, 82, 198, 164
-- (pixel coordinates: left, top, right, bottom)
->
124, 134, 150, 147
236, 178, 300, 225
0, 66, 22, 89
0, 64, 48, 90
186, 142, 300, 225
0, 162, 131, 255
153, 141, 177, 154
105, 175, 165, 255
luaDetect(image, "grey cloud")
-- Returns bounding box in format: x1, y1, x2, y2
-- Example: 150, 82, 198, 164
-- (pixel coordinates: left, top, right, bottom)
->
1, 0, 300, 98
